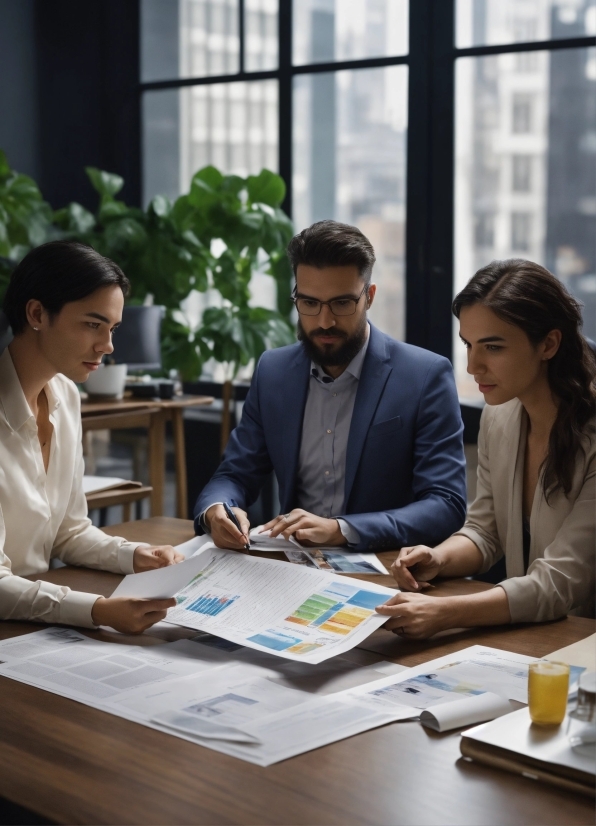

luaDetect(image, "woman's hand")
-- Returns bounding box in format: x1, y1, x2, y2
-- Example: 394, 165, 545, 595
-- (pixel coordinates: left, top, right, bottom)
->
91, 596, 176, 633
133, 545, 184, 572
261, 509, 346, 546
391, 545, 443, 590
375, 592, 452, 639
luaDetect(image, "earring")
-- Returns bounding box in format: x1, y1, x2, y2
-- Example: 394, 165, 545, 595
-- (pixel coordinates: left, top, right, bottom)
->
33, 327, 39, 331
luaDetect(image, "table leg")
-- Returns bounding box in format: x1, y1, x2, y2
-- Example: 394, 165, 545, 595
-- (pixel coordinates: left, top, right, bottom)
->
171, 408, 188, 519
148, 411, 165, 516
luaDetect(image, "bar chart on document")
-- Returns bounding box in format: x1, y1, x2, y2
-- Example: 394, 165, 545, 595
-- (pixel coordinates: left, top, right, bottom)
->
163, 549, 396, 664
185, 592, 240, 617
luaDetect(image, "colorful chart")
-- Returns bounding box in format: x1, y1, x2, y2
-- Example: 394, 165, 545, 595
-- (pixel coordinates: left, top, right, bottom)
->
285, 585, 387, 636
247, 630, 303, 651
186, 593, 239, 617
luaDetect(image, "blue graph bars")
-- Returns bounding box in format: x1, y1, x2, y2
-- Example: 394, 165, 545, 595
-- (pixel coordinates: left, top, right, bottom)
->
186, 593, 239, 617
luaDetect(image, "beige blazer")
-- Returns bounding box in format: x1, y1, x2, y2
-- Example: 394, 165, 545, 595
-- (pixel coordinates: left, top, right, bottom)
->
456, 399, 595, 623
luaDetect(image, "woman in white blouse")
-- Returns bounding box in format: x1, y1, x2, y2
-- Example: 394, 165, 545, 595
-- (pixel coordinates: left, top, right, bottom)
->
377, 259, 595, 636
0, 241, 182, 633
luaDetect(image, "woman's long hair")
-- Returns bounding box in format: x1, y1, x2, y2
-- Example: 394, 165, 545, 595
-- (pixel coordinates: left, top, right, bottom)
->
453, 259, 596, 502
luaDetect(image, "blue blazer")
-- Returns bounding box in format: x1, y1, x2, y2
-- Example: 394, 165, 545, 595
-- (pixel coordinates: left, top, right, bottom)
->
195, 325, 467, 551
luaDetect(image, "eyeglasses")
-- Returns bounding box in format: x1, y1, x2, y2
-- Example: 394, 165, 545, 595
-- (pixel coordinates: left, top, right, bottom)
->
292, 285, 368, 316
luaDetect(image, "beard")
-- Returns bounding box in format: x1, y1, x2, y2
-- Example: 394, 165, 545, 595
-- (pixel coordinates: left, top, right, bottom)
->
297, 314, 368, 367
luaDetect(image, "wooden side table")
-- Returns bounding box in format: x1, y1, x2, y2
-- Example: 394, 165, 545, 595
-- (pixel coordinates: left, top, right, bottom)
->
81, 395, 213, 518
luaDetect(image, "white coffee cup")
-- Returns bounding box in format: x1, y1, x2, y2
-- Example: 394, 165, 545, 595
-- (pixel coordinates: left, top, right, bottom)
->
82, 364, 128, 399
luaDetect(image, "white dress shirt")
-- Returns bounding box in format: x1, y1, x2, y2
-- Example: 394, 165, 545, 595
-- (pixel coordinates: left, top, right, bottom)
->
0, 348, 139, 628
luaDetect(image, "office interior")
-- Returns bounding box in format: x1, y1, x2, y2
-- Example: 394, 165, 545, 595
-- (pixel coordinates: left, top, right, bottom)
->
1, 0, 595, 521
0, 0, 594, 824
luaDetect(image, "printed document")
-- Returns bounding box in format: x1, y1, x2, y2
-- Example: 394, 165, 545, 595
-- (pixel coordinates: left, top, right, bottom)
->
112, 546, 396, 663
0, 628, 411, 766
284, 548, 389, 575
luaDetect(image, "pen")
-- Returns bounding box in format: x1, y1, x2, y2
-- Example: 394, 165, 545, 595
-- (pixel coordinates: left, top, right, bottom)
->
223, 502, 250, 550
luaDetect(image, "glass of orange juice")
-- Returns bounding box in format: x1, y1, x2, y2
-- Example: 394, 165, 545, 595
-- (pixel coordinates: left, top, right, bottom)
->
528, 661, 570, 725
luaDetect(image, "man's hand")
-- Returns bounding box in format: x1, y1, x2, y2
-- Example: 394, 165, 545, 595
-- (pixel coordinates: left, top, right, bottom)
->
261, 509, 346, 547
91, 596, 176, 634
391, 545, 443, 591
206, 504, 250, 550
133, 545, 184, 572
375, 592, 450, 639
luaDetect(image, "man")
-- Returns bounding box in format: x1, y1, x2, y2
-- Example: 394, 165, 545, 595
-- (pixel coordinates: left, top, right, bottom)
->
195, 220, 467, 552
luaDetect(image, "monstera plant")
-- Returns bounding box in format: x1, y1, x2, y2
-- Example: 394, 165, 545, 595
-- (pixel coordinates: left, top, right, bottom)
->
0, 150, 296, 383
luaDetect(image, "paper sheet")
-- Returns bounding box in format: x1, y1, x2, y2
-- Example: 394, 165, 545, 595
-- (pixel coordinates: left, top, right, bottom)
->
113, 546, 396, 663
341, 646, 538, 715
248, 526, 335, 552
0, 628, 229, 705
0, 628, 412, 766
82, 475, 139, 494
284, 548, 389, 575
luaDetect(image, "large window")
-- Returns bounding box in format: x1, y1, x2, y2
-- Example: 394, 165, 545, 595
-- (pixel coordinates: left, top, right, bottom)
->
454, 0, 596, 398
139, 0, 595, 385
141, 0, 409, 340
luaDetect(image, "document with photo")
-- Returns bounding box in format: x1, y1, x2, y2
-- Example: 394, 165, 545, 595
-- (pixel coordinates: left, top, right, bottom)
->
284, 548, 389, 575
112, 547, 396, 663
343, 646, 539, 710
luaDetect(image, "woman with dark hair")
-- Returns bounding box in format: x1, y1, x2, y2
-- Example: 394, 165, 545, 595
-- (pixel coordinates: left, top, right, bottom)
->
377, 259, 595, 637
0, 241, 182, 633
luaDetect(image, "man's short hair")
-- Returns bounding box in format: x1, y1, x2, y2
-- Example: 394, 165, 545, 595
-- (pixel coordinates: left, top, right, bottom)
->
287, 220, 376, 285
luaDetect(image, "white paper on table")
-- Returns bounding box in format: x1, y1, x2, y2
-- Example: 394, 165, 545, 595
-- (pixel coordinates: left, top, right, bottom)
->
284, 548, 389, 575
342, 645, 538, 710
0, 627, 414, 766
248, 526, 304, 551
112, 546, 395, 663
419, 691, 515, 732
113, 663, 415, 765
83, 475, 139, 494
0, 628, 229, 707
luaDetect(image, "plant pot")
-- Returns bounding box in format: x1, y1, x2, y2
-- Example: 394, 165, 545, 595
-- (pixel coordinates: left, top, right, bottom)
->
82, 363, 127, 400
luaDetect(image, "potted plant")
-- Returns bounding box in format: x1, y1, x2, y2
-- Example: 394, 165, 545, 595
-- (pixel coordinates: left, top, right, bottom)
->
0, 152, 296, 446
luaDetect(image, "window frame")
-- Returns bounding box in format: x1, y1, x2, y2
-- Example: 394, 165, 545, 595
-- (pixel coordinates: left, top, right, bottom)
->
138, 0, 596, 361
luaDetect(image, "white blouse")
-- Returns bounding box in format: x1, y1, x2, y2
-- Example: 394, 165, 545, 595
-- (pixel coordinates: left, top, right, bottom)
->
0, 348, 139, 628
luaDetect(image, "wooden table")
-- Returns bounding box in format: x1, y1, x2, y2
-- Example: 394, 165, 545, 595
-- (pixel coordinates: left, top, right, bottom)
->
81, 395, 213, 519
1, 517, 593, 826
85, 484, 153, 522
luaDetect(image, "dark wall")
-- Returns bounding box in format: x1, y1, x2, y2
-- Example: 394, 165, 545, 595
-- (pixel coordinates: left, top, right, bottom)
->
35, 0, 141, 210
0, 0, 141, 210
0, 0, 39, 180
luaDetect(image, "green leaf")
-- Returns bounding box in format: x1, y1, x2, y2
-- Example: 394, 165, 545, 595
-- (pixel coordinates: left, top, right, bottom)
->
246, 169, 286, 207
150, 195, 172, 217
193, 166, 224, 190
99, 199, 129, 222
85, 167, 124, 198
54, 202, 96, 234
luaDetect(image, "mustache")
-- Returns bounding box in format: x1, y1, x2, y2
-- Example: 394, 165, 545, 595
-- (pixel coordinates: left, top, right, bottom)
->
307, 328, 348, 340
